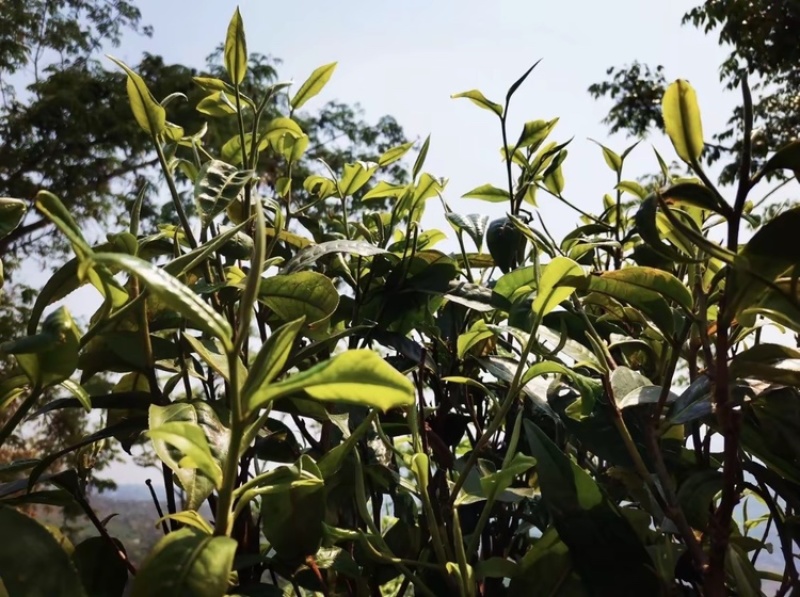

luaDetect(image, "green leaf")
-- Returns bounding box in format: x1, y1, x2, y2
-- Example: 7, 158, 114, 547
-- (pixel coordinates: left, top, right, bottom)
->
148, 402, 229, 508
677, 470, 722, 530
90, 253, 233, 351
412, 135, 431, 181
493, 265, 538, 307
661, 181, 723, 213
616, 180, 648, 199
259, 455, 325, 561
242, 317, 306, 405
290, 62, 337, 111
155, 511, 214, 535
463, 184, 510, 203
451, 89, 503, 117
282, 239, 391, 274
339, 161, 378, 197
378, 141, 414, 167
0, 506, 87, 596
506, 59, 541, 103
457, 320, 494, 359
479, 452, 536, 500
523, 421, 660, 595
224, 8, 247, 85
72, 536, 129, 597
591, 140, 622, 174
516, 118, 559, 150
2, 306, 81, 388
532, 256, 584, 318
662, 79, 704, 163
445, 212, 488, 251
130, 528, 236, 597
244, 349, 414, 416
259, 272, 339, 328
196, 90, 237, 117
0, 198, 27, 240
107, 56, 166, 135
760, 140, 800, 180
731, 343, 800, 386
362, 180, 406, 201
258, 117, 304, 153
193, 160, 254, 223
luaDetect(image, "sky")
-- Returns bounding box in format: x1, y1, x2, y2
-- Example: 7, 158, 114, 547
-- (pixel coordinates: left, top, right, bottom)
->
61, 1, 741, 484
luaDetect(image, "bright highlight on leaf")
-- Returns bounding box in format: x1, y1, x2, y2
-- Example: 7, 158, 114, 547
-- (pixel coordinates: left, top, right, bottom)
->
291, 62, 337, 111
224, 8, 247, 85
244, 349, 415, 415
662, 79, 704, 164
107, 56, 166, 135
532, 256, 584, 318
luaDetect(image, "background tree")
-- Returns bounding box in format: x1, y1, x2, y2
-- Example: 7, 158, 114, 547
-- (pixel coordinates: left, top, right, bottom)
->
588, 0, 800, 189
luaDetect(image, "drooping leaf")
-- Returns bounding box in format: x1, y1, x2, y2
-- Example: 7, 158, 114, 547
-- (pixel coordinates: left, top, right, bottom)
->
2, 306, 81, 388
445, 212, 489, 251
532, 256, 584, 318
523, 421, 660, 595
759, 140, 800, 180
0, 198, 27, 240
290, 62, 337, 111
130, 528, 236, 597
148, 402, 229, 509
223, 8, 247, 85
107, 56, 166, 135
662, 79, 704, 163
282, 239, 391, 273
90, 253, 233, 351
451, 89, 503, 117
244, 349, 414, 416
0, 505, 87, 597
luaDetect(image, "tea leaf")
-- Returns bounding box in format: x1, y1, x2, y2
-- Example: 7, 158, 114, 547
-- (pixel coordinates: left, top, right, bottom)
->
291, 62, 337, 111
131, 528, 236, 597
224, 8, 247, 85
662, 79, 704, 163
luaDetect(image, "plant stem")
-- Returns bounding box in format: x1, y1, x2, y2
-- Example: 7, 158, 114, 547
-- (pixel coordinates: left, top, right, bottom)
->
214, 350, 244, 536
153, 139, 197, 249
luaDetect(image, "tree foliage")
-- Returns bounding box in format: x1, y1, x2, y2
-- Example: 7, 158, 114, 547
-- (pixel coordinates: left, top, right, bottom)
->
588, 0, 800, 185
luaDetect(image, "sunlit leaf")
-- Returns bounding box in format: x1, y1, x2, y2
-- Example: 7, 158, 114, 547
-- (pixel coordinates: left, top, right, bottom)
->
532, 256, 584, 318
662, 79, 704, 163
290, 62, 337, 110
451, 89, 503, 117
107, 56, 166, 135
244, 349, 414, 415
224, 8, 247, 85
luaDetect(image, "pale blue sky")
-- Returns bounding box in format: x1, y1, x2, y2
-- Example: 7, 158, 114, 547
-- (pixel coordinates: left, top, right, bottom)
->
95, 0, 739, 483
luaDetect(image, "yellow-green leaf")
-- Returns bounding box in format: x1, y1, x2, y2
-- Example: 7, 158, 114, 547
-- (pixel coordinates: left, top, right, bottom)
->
107, 56, 166, 135
91, 253, 233, 351
244, 349, 414, 416
290, 62, 337, 111
452, 89, 503, 117
532, 257, 584, 318
662, 80, 704, 164
224, 8, 247, 85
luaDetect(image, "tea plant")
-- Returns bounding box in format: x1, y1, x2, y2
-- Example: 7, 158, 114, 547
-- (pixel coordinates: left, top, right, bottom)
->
1, 7, 799, 597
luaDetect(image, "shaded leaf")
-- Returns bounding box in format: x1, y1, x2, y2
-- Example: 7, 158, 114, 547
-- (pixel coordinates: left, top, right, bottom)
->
130, 528, 236, 597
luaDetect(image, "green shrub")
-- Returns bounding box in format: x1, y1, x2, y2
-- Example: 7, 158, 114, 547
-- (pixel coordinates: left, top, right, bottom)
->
1, 7, 800, 597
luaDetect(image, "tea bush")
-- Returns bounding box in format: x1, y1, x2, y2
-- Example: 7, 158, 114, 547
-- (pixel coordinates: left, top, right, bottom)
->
1, 7, 799, 597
